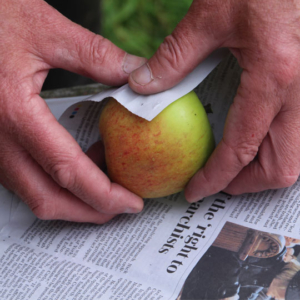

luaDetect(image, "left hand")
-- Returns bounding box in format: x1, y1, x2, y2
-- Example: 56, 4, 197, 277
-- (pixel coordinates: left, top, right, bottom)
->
0, 0, 145, 223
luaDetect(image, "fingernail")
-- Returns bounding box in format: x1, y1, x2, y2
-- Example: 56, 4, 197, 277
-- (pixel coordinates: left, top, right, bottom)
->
123, 53, 147, 74
131, 63, 153, 86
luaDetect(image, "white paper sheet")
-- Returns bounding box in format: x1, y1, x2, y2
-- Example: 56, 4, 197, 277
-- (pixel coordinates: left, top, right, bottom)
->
87, 49, 229, 121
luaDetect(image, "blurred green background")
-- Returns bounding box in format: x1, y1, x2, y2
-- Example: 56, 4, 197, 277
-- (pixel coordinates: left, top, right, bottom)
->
43, 0, 193, 90
102, 0, 193, 58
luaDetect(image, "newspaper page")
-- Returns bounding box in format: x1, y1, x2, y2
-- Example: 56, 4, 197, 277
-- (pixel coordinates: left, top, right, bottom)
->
1, 54, 300, 300
0, 192, 233, 300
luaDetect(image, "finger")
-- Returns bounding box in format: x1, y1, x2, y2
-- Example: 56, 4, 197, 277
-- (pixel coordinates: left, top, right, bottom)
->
223, 110, 300, 194
128, 0, 233, 94
185, 71, 282, 202
14, 95, 144, 214
28, 0, 146, 86
0, 139, 116, 223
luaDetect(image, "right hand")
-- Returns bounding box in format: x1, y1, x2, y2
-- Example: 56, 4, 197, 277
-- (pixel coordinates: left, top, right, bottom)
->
0, 0, 145, 223
128, 0, 300, 201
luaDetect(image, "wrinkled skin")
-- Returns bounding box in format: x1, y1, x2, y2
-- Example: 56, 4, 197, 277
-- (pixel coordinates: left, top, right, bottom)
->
129, 0, 300, 202
0, 0, 146, 223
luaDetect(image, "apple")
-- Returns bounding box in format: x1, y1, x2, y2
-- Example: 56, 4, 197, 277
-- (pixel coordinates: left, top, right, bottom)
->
99, 91, 215, 198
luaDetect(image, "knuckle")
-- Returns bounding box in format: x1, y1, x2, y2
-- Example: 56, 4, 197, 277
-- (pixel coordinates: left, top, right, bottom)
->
33, 205, 54, 220
161, 35, 182, 65
82, 35, 110, 67
226, 140, 259, 167
28, 197, 56, 220
157, 33, 190, 73
47, 153, 81, 191
269, 48, 299, 88
91, 184, 116, 214
97, 189, 115, 213
236, 145, 258, 166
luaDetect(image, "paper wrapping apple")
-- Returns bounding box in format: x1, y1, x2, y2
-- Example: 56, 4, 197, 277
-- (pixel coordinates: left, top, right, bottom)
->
99, 91, 215, 198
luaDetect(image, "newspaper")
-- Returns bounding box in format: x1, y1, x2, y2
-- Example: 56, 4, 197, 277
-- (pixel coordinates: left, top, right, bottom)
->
1, 54, 300, 300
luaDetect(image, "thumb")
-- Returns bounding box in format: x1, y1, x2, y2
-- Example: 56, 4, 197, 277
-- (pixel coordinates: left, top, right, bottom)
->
128, 1, 230, 94
32, 1, 146, 86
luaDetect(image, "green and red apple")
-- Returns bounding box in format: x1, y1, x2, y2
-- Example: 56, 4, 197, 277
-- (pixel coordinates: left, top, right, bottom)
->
99, 91, 214, 198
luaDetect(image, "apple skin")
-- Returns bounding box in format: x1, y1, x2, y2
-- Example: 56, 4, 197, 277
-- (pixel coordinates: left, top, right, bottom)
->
99, 91, 215, 198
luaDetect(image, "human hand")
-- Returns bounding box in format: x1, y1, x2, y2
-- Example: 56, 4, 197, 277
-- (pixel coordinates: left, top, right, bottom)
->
129, 0, 300, 201
0, 0, 145, 223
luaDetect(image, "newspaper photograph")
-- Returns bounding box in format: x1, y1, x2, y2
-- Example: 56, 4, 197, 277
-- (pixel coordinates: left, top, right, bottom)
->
178, 222, 300, 300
